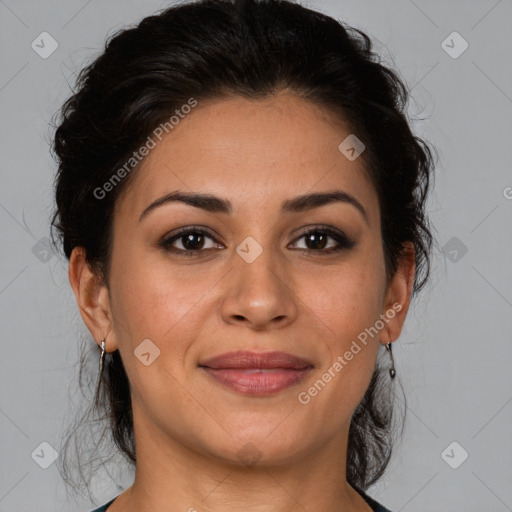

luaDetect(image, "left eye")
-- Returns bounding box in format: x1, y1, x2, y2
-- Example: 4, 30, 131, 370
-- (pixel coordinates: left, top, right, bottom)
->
289, 228, 355, 253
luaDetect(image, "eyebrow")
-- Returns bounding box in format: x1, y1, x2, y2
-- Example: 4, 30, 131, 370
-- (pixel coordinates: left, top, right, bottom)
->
139, 190, 369, 224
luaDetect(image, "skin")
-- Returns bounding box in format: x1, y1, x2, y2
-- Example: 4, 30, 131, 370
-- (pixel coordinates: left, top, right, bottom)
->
69, 92, 415, 512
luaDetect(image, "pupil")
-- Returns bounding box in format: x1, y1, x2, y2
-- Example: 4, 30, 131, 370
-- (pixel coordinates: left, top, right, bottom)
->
184, 233, 203, 250
307, 232, 326, 250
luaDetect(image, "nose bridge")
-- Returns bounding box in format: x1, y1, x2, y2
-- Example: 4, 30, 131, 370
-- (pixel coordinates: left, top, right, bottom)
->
235, 233, 285, 298
220, 233, 297, 328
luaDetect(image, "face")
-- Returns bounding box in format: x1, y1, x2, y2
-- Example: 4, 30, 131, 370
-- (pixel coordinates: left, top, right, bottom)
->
75, 92, 413, 468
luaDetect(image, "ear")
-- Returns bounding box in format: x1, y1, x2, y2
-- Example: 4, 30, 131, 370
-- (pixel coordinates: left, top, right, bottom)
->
380, 241, 416, 344
68, 247, 116, 351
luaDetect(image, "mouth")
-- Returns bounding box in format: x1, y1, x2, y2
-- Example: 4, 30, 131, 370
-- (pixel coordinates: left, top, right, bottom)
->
198, 350, 314, 395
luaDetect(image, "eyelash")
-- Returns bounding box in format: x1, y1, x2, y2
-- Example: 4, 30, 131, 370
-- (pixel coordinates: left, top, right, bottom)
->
160, 225, 356, 257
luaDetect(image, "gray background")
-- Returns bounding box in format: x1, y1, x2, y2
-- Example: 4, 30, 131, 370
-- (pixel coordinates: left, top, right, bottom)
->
1, 0, 511, 511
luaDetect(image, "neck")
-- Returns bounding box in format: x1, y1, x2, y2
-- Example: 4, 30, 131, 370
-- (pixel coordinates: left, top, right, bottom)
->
107, 408, 372, 512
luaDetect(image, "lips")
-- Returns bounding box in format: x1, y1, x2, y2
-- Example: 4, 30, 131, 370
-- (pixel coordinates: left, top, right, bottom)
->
198, 351, 313, 395
199, 350, 313, 370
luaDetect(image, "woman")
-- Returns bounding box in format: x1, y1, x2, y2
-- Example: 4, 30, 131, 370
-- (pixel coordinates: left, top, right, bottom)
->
51, 0, 436, 510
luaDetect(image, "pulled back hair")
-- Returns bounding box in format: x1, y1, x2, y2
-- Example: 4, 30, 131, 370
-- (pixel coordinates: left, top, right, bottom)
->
51, 0, 436, 500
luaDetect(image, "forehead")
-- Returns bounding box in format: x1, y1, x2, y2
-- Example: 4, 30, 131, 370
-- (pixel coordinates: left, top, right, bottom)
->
115, 93, 379, 223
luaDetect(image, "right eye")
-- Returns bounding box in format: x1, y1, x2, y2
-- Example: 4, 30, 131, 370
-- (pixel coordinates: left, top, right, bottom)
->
159, 227, 225, 256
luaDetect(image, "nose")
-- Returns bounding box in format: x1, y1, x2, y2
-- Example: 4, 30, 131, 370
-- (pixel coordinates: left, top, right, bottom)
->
220, 247, 298, 331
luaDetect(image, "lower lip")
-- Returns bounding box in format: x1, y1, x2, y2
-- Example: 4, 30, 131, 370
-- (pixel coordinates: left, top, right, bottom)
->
200, 367, 312, 395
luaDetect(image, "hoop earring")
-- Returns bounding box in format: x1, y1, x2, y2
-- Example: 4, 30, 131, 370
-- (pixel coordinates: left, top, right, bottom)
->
385, 342, 396, 379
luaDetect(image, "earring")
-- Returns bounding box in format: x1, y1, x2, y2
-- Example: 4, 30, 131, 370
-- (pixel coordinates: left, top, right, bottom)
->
385, 342, 396, 379
94, 339, 106, 401
99, 339, 106, 373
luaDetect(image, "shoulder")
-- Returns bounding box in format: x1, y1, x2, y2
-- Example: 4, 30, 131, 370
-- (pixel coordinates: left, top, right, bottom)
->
357, 487, 394, 512
87, 495, 118, 512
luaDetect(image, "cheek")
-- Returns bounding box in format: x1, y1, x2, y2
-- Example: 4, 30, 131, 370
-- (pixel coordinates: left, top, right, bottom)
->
301, 261, 385, 337
107, 254, 231, 403
295, 259, 385, 403
296, 269, 381, 427
107, 261, 208, 406
110, 245, 219, 338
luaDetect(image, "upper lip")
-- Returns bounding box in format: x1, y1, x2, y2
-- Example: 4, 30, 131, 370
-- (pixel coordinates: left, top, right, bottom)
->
199, 350, 313, 370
